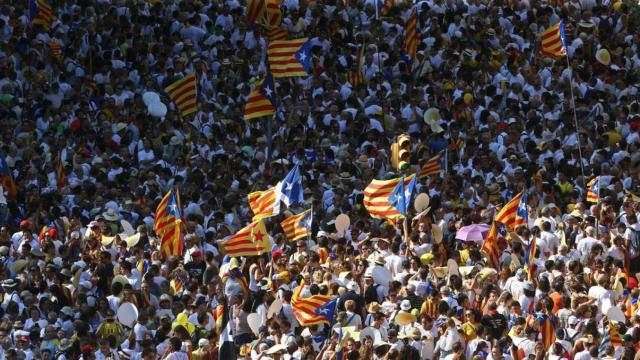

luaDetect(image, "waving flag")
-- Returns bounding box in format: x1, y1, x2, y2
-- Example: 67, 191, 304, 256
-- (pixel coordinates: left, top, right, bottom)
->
363, 176, 415, 220
244, 71, 277, 120
281, 210, 311, 241
267, 38, 312, 77
221, 220, 270, 257
264, 0, 283, 27
515, 191, 528, 227
419, 151, 446, 178
164, 72, 198, 117
246, 0, 267, 23
389, 174, 417, 217
55, 151, 65, 191
524, 238, 536, 281
291, 281, 335, 326
278, 165, 304, 208
314, 297, 338, 324
248, 187, 279, 221
494, 191, 525, 230
540, 21, 567, 59
404, 9, 418, 60
345, 42, 365, 87
0, 150, 16, 200
586, 176, 600, 203
266, 26, 288, 41
30, 0, 56, 29
482, 221, 500, 269
48, 40, 62, 58
154, 189, 185, 257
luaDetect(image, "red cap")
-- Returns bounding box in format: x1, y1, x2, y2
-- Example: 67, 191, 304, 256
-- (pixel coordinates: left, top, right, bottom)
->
272, 249, 284, 261
48, 229, 58, 238
629, 276, 638, 289
19, 220, 31, 229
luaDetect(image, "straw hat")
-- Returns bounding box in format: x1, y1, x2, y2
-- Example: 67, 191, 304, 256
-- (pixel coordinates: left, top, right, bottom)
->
367, 302, 382, 314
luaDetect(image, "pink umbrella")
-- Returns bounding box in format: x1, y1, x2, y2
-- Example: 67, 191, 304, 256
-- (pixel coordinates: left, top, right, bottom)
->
455, 224, 491, 244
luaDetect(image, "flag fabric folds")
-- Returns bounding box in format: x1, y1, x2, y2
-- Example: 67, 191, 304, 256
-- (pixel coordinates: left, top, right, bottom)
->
278, 165, 304, 208
404, 9, 418, 60
246, 0, 267, 23
363, 176, 415, 220
380, 0, 393, 16
482, 221, 500, 269
164, 72, 198, 117
221, 220, 271, 257
540, 21, 567, 59
267, 38, 312, 78
281, 210, 311, 241
419, 151, 446, 178
313, 297, 338, 323
243, 71, 277, 120
494, 191, 526, 230
538, 314, 557, 351
0, 150, 16, 200
154, 189, 185, 257
248, 187, 279, 221
55, 151, 65, 191
625, 295, 638, 317
389, 175, 417, 217
218, 304, 237, 360
30, 0, 56, 28
345, 42, 365, 87
264, 0, 283, 27
586, 176, 600, 203
266, 26, 288, 41
48, 40, 62, 58
291, 281, 334, 326
524, 238, 536, 280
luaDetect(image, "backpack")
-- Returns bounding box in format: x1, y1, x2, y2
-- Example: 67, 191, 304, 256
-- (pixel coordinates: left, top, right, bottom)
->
364, 284, 380, 305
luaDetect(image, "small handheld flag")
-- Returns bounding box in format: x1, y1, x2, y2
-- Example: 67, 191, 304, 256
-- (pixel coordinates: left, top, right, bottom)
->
540, 21, 567, 59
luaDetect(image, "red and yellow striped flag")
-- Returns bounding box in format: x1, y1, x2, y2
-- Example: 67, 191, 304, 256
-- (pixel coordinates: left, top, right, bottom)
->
291, 280, 333, 326
248, 187, 280, 221
164, 72, 198, 117
494, 191, 524, 230
586, 176, 600, 203
404, 9, 418, 60
31, 0, 56, 29
55, 151, 65, 191
482, 221, 500, 269
345, 42, 365, 87
247, 0, 267, 23
267, 38, 311, 78
418, 151, 445, 178
540, 21, 567, 59
539, 314, 557, 350
244, 71, 277, 120
281, 210, 311, 241
154, 190, 185, 258
48, 40, 62, 58
264, 0, 283, 28
266, 26, 288, 41
221, 220, 271, 257
363, 175, 415, 220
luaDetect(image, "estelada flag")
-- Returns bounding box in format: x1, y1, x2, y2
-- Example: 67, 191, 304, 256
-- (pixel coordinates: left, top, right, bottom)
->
404, 9, 419, 60
243, 71, 277, 120
221, 220, 271, 257
363, 175, 415, 220
418, 151, 445, 178
494, 191, 526, 230
281, 210, 311, 241
246, 0, 267, 23
267, 38, 312, 78
291, 280, 334, 326
482, 221, 500, 269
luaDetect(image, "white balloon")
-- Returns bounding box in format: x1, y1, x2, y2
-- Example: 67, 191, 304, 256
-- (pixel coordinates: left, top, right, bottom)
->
148, 102, 167, 117
117, 302, 138, 328
142, 92, 160, 106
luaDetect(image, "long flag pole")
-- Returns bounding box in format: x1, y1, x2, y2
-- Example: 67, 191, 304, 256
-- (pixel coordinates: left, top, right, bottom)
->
564, 54, 587, 185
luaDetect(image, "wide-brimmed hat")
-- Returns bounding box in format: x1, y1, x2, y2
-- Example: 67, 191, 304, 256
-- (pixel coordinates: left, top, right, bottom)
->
102, 209, 121, 221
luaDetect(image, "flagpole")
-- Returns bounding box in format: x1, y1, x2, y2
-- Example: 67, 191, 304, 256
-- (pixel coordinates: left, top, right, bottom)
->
564, 52, 587, 185
267, 115, 273, 161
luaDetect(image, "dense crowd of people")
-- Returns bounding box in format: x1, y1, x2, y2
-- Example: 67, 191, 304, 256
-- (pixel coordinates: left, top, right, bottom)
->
0, 0, 639, 359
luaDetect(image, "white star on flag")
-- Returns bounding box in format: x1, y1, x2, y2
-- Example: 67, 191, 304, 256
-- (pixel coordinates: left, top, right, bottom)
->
263, 85, 273, 97
299, 52, 307, 62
